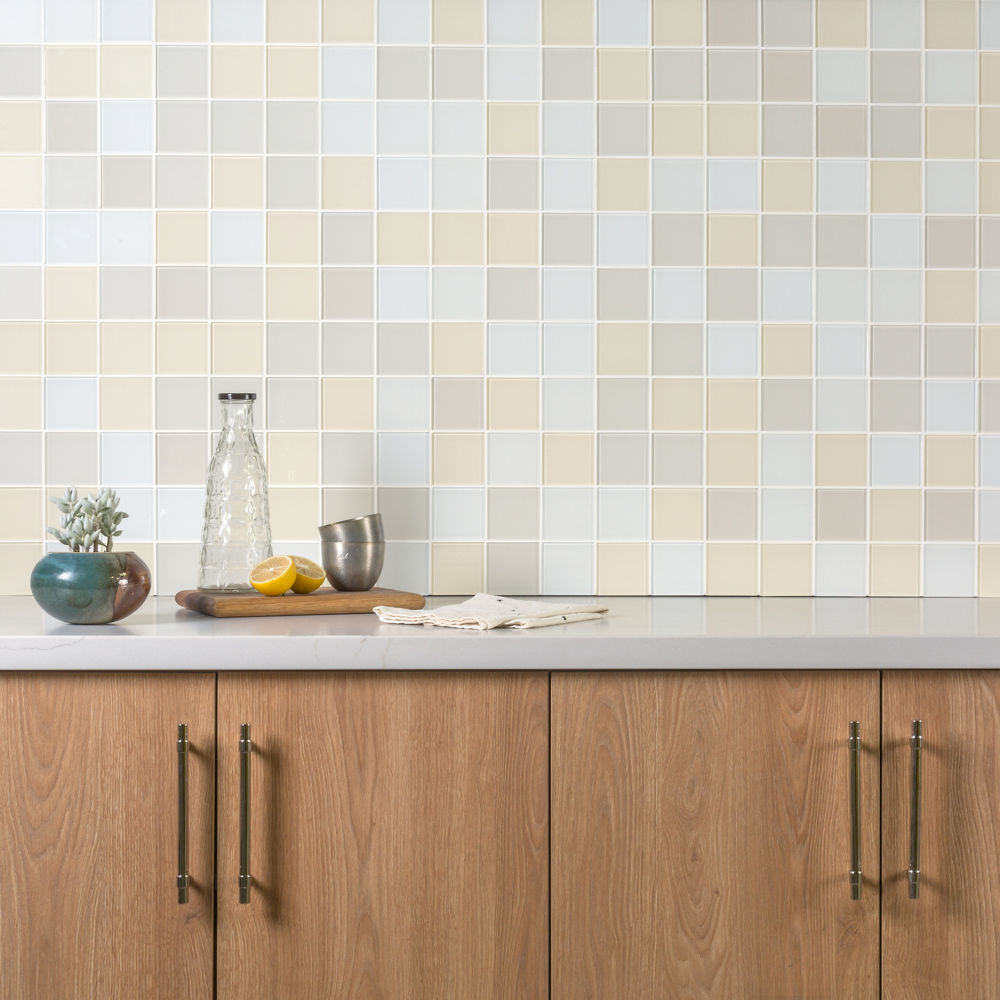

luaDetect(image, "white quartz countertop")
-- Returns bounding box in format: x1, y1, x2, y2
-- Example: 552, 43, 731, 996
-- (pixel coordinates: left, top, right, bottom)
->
1, 596, 999, 670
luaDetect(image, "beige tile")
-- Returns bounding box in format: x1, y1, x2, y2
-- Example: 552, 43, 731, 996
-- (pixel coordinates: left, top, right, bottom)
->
925, 434, 975, 486
980, 546, 1000, 596
708, 488, 756, 540
762, 51, 813, 102
487, 104, 538, 156
212, 156, 264, 209
156, 322, 208, 374
45, 267, 96, 321
487, 214, 538, 266
870, 489, 921, 541
0, 323, 42, 373
925, 107, 975, 159
543, 433, 594, 484
156, 0, 209, 42
817, 489, 866, 540
653, 0, 702, 44
45, 323, 96, 373
981, 328, 1000, 377
707, 379, 757, 431
708, 215, 758, 266
816, 0, 867, 46
432, 322, 484, 375
652, 213, 704, 267
926, 216, 976, 268
433, 0, 483, 42
267, 268, 320, 321
433, 377, 483, 429
542, 0, 594, 44
267, 46, 319, 98
488, 378, 538, 430
268, 212, 318, 265
707, 269, 758, 322
925, 271, 976, 324
156, 211, 208, 264
762, 325, 811, 376
597, 542, 648, 595
870, 544, 921, 596
706, 433, 757, 485
652, 488, 703, 540
706, 542, 757, 595
45, 46, 97, 98
708, 0, 758, 43
212, 323, 263, 374
870, 161, 922, 213
100, 376, 152, 430
815, 434, 866, 487
0, 544, 42, 595
982, 164, 1000, 213
707, 105, 758, 157
982, 54, 1000, 104
268, 0, 319, 41
212, 46, 264, 98
378, 213, 430, 266
322, 377, 373, 429
0, 377, 40, 429
926, 489, 974, 541
267, 431, 319, 485
322, 156, 374, 210
432, 542, 483, 593
0, 488, 41, 540
100, 45, 153, 98
598, 49, 649, 100
101, 323, 153, 375
269, 486, 321, 538
817, 106, 867, 157
925, 0, 977, 48
762, 160, 812, 212
652, 105, 702, 157
598, 324, 649, 376
0, 102, 40, 152
433, 432, 484, 484
0, 156, 41, 208
981, 108, 1000, 160
652, 378, 703, 431
433, 214, 484, 266
323, 0, 374, 41
761, 544, 812, 596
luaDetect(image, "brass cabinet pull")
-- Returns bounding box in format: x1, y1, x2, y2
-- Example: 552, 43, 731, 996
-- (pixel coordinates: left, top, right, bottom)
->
239, 724, 252, 904
908, 720, 923, 899
849, 721, 861, 900
177, 724, 190, 904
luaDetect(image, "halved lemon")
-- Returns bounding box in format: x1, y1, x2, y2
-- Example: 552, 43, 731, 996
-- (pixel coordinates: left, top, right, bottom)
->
249, 555, 296, 596
290, 555, 326, 594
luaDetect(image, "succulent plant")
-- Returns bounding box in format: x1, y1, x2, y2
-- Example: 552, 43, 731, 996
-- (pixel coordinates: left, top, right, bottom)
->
47, 487, 129, 553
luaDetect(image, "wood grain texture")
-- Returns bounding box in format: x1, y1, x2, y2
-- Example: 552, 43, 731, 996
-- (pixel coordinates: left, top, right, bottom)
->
883, 671, 1000, 1000
0, 673, 215, 1000
552, 671, 879, 1000
217, 672, 548, 1000
175, 587, 424, 618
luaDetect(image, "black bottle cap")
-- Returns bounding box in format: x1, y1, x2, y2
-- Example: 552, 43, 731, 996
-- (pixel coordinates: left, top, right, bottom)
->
218, 392, 257, 400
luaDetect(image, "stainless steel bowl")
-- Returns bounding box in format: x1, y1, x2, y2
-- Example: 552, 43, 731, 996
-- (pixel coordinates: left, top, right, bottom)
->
318, 512, 384, 544
321, 540, 385, 591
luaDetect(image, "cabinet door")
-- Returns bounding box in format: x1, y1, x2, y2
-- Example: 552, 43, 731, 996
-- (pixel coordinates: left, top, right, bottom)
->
217, 672, 548, 1000
882, 671, 1000, 999
552, 671, 879, 1000
0, 672, 215, 1000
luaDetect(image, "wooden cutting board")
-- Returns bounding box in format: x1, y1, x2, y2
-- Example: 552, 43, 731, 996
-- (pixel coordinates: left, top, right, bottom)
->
175, 587, 425, 618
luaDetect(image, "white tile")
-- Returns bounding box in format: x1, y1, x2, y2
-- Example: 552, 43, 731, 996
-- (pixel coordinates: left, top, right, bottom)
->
707, 325, 757, 376
923, 544, 976, 597
981, 437, 1000, 487
322, 47, 374, 99
871, 216, 922, 268
761, 489, 813, 541
111, 487, 154, 538
101, 212, 152, 265
762, 270, 811, 322
979, 490, 1000, 539
487, 47, 539, 100
815, 270, 867, 323
598, 214, 648, 267
45, 211, 97, 264
487, 0, 539, 44
816, 50, 867, 104
542, 378, 594, 430
817, 161, 867, 213
653, 160, 704, 212
378, 376, 429, 430
378, 432, 429, 484
45, 0, 96, 41
542, 159, 594, 212
0, 212, 41, 263
101, 0, 152, 41
432, 487, 484, 539
543, 324, 594, 376
543, 487, 594, 539
101, 101, 154, 154
432, 103, 484, 156
870, 0, 921, 48
925, 162, 977, 214
984, 0, 1000, 49
211, 212, 264, 266
598, 487, 647, 540
651, 542, 703, 595
870, 270, 922, 324
380, 157, 430, 210
489, 323, 539, 375
816, 325, 868, 376
380, 540, 429, 592
156, 486, 205, 540
543, 542, 595, 595
543, 269, 594, 321
0, 266, 41, 319
542, 103, 595, 156
870, 434, 921, 486
0, 0, 41, 41
707, 160, 758, 213
377, 101, 429, 155
925, 52, 977, 105
155, 541, 200, 592
101, 431, 153, 484
45, 377, 97, 429
430, 158, 479, 210
761, 433, 812, 486
488, 431, 540, 484
378, 268, 429, 321
432, 268, 484, 320
378, 0, 430, 42
926, 380, 976, 433
815, 543, 867, 596
321, 103, 374, 155
652, 269, 703, 321
816, 379, 867, 432
598, 0, 649, 45
211, 0, 264, 42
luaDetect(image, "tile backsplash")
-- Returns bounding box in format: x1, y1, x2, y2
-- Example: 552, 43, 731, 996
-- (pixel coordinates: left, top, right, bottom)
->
3, 0, 1000, 597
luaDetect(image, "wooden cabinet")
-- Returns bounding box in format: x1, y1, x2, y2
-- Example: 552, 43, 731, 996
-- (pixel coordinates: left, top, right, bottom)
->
0, 673, 215, 1000
216, 672, 548, 1000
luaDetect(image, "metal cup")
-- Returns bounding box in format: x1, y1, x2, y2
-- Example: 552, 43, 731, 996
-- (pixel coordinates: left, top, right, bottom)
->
318, 512, 384, 544
320, 540, 385, 592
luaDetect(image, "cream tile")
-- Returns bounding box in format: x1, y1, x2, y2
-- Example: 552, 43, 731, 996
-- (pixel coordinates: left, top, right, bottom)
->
597, 542, 648, 594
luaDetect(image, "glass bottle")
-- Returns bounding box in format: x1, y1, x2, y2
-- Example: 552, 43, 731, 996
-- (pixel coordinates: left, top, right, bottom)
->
198, 393, 272, 590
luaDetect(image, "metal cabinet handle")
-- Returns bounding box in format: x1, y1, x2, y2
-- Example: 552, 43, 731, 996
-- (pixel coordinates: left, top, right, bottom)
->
177, 724, 190, 904
849, 721, 861, 900
239, 723, 252, 904
908, 720, 923, 899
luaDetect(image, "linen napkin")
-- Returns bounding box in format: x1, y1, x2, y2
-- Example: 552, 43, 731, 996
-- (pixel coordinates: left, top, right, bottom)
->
373, 593, 609, 630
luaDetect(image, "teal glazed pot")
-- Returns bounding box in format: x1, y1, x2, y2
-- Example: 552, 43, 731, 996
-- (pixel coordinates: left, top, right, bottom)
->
30, 552, 151, 625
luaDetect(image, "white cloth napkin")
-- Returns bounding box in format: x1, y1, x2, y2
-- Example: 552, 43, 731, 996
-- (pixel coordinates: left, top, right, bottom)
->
373, 593, 609, 630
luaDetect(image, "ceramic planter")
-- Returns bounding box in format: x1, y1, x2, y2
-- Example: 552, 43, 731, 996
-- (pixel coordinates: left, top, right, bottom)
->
30, 551, 151, 625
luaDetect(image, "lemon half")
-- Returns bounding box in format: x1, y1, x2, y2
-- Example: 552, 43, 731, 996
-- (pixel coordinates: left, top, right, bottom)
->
290, 556, 326, 593
249, 555, 296, 596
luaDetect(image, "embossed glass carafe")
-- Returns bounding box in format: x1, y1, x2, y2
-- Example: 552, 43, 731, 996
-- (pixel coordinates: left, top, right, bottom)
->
198, 393, 272, 590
